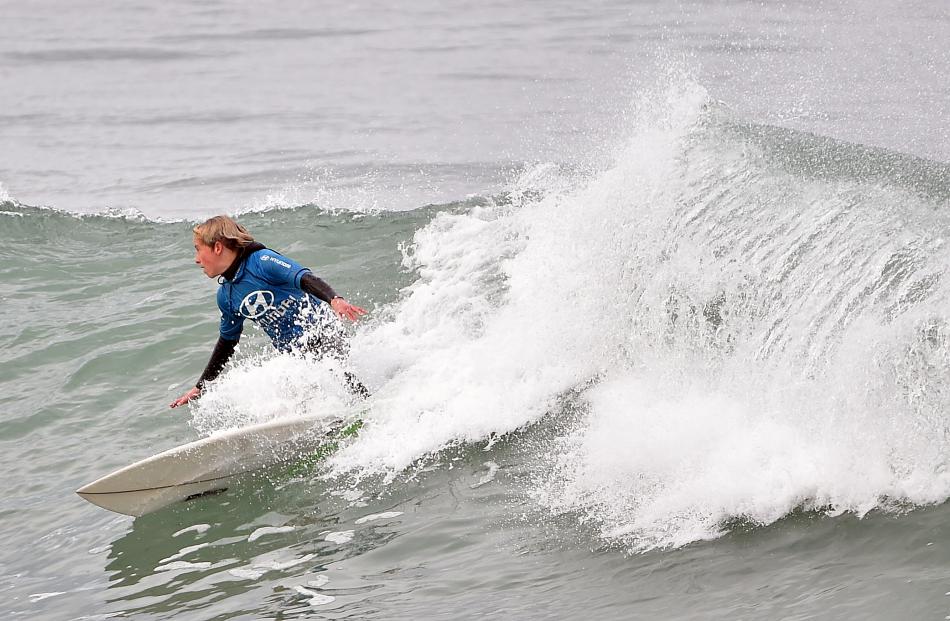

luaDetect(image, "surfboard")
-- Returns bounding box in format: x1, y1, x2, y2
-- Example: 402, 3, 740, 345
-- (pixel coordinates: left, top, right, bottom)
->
76, 414, 360, 517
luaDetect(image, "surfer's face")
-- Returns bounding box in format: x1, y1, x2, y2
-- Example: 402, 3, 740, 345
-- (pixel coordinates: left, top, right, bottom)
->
194, 237, 230, 278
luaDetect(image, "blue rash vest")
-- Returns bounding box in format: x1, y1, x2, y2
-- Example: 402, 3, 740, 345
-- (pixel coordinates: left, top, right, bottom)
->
216, 248, 326, 351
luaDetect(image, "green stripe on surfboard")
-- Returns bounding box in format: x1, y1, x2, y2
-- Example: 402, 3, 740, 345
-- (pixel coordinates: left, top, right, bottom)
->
281, 418, 363, 477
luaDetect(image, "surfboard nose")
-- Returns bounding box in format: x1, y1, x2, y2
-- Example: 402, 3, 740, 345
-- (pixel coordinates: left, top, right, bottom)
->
76, 486, 143, 517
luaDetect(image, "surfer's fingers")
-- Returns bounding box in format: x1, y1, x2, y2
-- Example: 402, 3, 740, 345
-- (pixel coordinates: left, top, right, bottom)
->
170, 388, 200, 408
346, 304, 367, 318
336, 305, 365, 321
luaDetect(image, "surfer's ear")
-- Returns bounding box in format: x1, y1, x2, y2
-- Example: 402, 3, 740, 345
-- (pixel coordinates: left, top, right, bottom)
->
213, 240, 225, 255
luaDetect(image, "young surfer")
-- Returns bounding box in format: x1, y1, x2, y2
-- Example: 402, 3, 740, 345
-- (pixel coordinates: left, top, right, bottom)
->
170, 215, 368, 408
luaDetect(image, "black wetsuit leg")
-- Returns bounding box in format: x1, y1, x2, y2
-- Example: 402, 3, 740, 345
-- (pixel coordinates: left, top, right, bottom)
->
343, 371, 371, 399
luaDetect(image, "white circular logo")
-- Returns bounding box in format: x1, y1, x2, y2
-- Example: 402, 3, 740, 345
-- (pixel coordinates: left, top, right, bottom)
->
239, 290, 275, 319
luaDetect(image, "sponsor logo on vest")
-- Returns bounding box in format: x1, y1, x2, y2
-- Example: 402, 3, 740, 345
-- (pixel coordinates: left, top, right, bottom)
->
240, 290, 275, 318
261, 255, 292, 269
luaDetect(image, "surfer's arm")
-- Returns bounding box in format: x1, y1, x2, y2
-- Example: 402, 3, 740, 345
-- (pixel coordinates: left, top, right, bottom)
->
196, 336, 239, 389
300, 272, 338, 303
169, 336, 239, 408
300, 272, 368, 321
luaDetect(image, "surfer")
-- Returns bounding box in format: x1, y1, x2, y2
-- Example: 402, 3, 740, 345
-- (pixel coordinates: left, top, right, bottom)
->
170, 215, 368, 408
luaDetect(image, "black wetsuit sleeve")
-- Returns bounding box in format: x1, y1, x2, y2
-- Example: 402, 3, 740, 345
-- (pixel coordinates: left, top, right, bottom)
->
195, 336, 239, 390
300, 272, 339, 304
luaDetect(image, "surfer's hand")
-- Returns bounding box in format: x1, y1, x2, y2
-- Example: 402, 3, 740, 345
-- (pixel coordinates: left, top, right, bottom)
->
170, 387, 201, 408
330, 297, 367, 322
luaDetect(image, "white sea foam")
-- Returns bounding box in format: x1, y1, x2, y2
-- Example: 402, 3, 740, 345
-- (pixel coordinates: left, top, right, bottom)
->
228, 567, 266, 580
155, 561, 212, 572
471, 462, 499, 489
173, 524, 211, 537
354, 511, 404, 524
326, 85, 714, 476
341, 75, 950, 550
516, 78, 950, 550
325, 530, 354, 544
248, 526, 295, 542
227, 552, 316, 580
329, 489, 365, 502
190, 353, 351, 434
307, 575, 330, 588
294, 585, 335, 606
259, 554, 315, 570
159, 543, 210, 564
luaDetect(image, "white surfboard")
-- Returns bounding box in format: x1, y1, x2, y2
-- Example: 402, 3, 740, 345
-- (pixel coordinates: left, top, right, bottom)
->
76, 414, 354, 517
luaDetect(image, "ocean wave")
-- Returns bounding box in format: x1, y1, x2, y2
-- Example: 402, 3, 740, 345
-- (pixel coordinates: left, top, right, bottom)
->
0, 201, 170, 224
301, 74, 950, 551
22, 68, 945, 553
0, 198, 470, 235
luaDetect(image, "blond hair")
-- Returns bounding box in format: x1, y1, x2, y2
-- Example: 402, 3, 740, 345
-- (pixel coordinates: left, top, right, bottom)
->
193, 215, 255, 250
